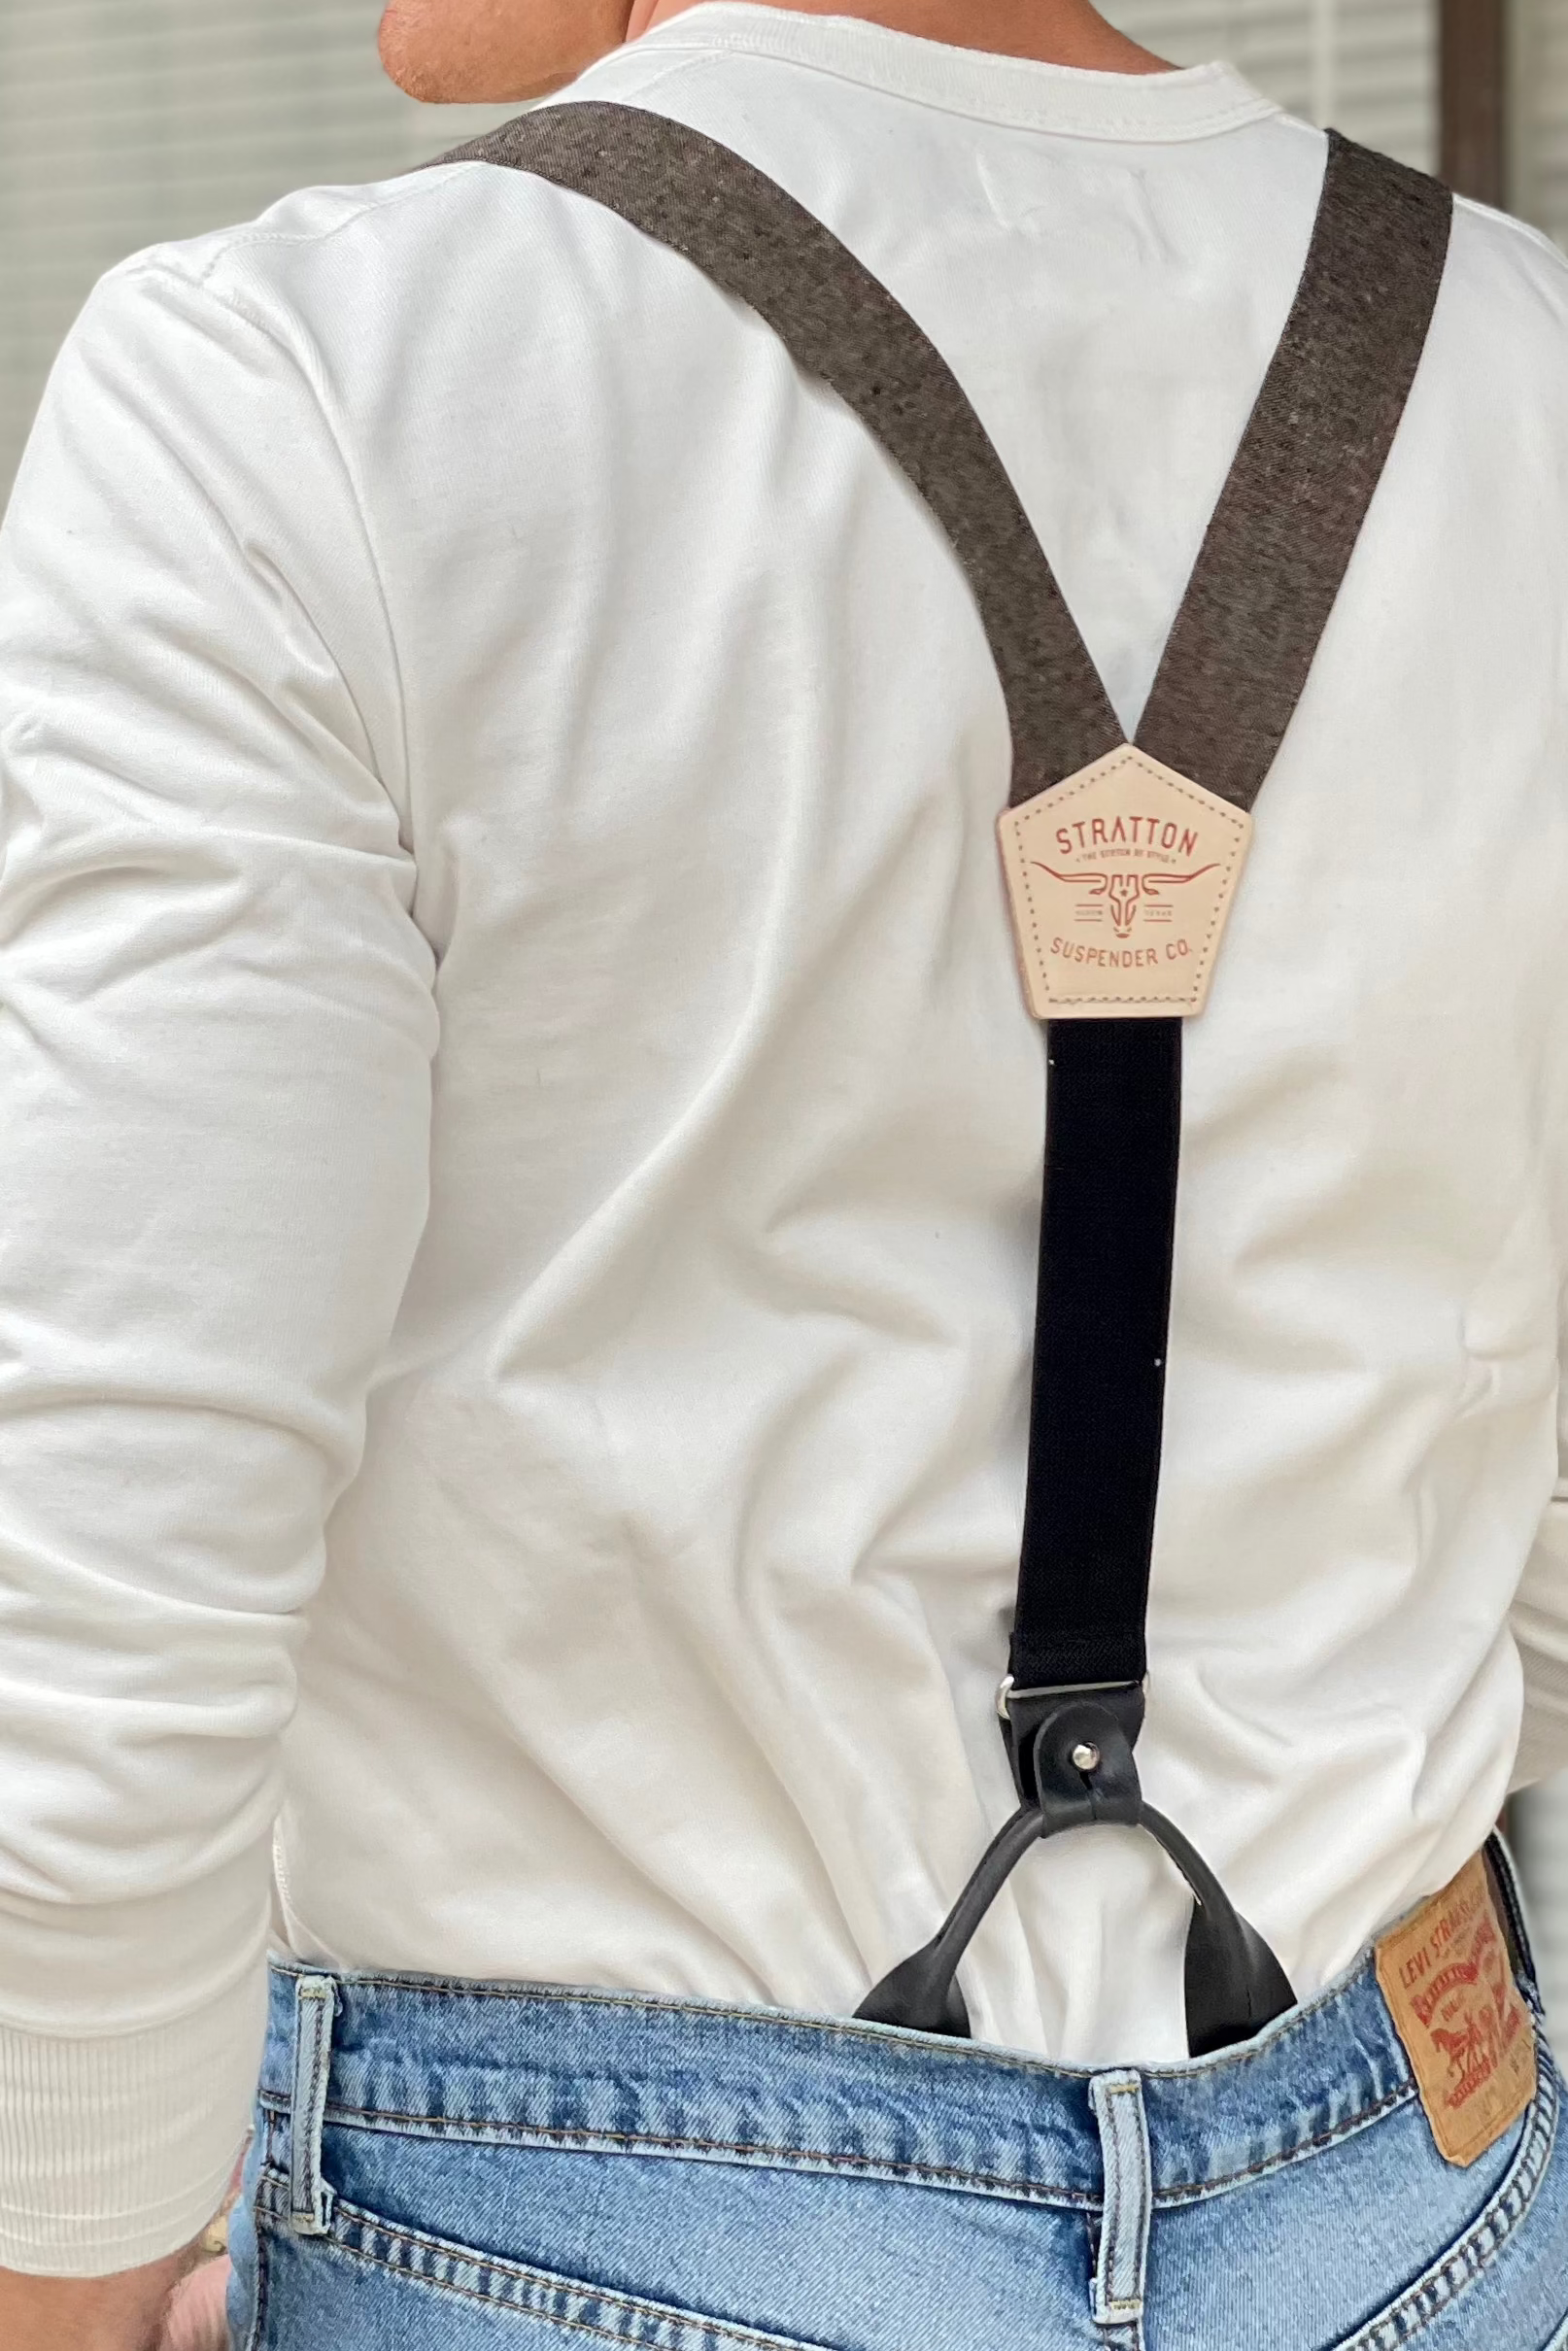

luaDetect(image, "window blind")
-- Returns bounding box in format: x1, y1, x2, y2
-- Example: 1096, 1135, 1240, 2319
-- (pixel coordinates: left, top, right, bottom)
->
1514, 0, 1568, 248
1106, 0, 1438, 167
0, 0, 513, 495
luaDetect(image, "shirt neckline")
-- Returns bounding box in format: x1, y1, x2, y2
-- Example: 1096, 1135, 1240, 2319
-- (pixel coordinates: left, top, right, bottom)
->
611, 4, 1279, 142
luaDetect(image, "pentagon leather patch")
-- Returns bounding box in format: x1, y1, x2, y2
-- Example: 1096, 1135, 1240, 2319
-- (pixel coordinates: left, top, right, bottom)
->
997, 745, 1252, 1020
1376, 1854, 1537, 2168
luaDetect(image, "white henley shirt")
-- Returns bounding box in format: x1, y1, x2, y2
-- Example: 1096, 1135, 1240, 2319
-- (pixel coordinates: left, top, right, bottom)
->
5, 2, 1568, 2274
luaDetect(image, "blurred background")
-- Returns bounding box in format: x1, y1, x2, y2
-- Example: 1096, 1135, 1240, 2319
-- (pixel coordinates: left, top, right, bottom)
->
0, 0, 1565, 2028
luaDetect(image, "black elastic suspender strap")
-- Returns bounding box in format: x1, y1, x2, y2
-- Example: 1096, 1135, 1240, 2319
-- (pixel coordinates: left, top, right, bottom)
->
441, 108, 1453, 2053
1012, 1019, 1181, 1697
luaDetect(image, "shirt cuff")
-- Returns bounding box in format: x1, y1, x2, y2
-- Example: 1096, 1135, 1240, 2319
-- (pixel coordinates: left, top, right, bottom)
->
0, 1964, 267, 2276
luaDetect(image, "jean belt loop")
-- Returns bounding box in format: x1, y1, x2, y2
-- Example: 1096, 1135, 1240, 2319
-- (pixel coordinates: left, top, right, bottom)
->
289, 1974, 339, 2237
1485, 1829, 1542, 1993
1089, 2069, 1151, 2341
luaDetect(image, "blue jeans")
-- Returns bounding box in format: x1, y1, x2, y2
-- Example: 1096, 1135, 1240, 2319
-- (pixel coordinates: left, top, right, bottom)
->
228, 1902, 1568, 2348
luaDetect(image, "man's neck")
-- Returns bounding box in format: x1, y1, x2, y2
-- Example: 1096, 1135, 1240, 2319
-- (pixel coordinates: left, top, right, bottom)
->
624, 0, 1172, 75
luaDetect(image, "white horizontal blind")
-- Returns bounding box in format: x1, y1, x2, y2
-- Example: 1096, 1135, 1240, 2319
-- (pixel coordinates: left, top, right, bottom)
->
1514, 0, 1568, 248
1105, 0, 1438, 166
0, 0, 515, 497
1107, 1, 1321, 120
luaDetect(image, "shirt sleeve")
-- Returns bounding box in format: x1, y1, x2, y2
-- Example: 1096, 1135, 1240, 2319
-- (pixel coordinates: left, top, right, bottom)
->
0, 256, 436, 2273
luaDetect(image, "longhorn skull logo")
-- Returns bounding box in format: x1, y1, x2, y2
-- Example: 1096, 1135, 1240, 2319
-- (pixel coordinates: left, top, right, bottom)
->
1033, 861, 1221, 937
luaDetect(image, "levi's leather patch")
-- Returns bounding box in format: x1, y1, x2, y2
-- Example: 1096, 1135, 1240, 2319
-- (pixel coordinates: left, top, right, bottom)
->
1376, 1854, 1537, 2167
997, 746, 1251, 1020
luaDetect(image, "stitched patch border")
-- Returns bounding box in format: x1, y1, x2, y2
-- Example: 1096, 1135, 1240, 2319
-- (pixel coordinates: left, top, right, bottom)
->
1377, 1856, 1538, 2167
998, 746, 1251, 1019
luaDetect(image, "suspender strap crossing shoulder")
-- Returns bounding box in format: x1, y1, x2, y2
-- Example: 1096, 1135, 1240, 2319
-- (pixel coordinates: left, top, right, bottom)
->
437, 105, 1454, 2055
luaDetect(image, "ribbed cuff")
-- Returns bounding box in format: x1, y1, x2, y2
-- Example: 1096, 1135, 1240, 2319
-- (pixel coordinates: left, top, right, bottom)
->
0, 1964, 268, 2276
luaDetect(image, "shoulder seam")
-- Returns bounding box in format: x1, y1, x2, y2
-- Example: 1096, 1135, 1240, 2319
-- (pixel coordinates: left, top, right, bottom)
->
106, 164, 472, 298
98, 256, 414, 820
1453, 191, 1568, 275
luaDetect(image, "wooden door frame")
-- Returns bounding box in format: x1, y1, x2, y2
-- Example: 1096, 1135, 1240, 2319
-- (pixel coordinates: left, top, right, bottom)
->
1440, 0, 1509, 205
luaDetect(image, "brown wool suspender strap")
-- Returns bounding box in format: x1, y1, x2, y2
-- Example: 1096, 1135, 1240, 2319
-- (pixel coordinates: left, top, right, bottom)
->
438, 104, 1454, 2053
441, 107, 1451, 814
1140, 137, 1453, 807
438, 101, 1121, 802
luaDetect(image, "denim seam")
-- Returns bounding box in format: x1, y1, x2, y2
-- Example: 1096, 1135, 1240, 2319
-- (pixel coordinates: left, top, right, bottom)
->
265, 2187, 835, 2351
1152, 2080, 1417, 2207
262, 1953, 1386, 2089
1332, 2056, 1559, 2351
241, 2182, 271, 2351
257, 2083, 1415, 2210
285, 2104, 1098, 2207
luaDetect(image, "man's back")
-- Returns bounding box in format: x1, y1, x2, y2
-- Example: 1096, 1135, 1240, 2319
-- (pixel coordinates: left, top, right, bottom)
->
6, 9, 1568, 2279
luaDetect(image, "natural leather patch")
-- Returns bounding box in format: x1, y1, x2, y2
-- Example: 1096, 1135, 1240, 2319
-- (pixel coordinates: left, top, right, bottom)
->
997, 746, 1251, 1020
1376, 1854, 1537, 2167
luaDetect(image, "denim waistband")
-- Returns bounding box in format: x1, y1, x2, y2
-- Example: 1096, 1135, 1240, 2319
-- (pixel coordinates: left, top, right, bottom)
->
259, 1944, 1433, 2214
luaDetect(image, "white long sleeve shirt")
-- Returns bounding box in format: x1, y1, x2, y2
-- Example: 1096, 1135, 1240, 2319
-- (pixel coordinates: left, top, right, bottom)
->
5, 2, 1568, 2274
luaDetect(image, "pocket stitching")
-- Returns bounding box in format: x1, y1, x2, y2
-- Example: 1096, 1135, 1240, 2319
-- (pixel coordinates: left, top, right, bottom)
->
1330, 2054, 1559, 2351
278, 2189, 837, 2351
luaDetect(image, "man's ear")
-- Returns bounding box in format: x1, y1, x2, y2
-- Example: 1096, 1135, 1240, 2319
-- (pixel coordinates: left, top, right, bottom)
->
379, 0, 635, 106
